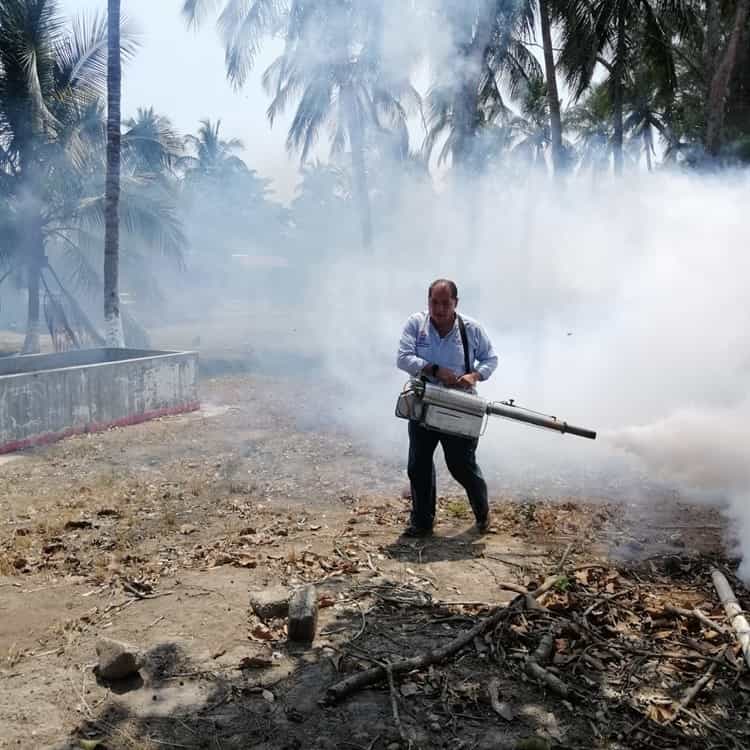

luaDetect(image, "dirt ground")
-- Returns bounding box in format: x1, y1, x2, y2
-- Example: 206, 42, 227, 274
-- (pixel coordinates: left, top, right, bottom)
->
1, 372, 748, 750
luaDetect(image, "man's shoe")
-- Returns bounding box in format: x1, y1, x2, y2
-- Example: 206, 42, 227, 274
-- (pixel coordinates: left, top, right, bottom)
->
401, 525, 433, 538
476, 516, 492, 534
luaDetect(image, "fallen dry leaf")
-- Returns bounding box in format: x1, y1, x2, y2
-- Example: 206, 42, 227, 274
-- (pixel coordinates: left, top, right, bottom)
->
250, 624, 274, 641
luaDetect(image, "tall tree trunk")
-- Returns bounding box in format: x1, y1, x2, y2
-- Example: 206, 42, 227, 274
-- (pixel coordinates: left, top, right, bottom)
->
346, 96, 373, 252
450, 0, 496, 172
539, 0, 564, 176
704, 0, 721, 93
612, 9, 626, 176
705, 0, 750, 157
104, 0, 125, 347
22, 225, 44, 355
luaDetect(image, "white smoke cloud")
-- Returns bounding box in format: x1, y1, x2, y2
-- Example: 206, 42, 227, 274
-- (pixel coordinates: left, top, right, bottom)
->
296, 168, 750, 574
90, 0, 750, 574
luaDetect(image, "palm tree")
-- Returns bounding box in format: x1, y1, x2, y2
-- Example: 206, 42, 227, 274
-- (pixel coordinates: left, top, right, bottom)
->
622, 63, 674, 171
264, 2, 415, 251
184, 0, 415, 251
0, 1, 133, 352
0, 2, 181, 352
537, 0, 565, 175
104, 0, 124, 346
123, 107, 183, 176
557, 0, 690, 176
424, 0, 541, 173
181, 118, 247, 181
704, 0, 750, 157
513, 74, 553, 169
564, 82, 612, 178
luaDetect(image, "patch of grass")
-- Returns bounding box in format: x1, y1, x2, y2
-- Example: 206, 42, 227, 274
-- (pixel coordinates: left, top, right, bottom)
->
3, 642, 23, 668
445, 500, 471, 519
0, 552, 18, 576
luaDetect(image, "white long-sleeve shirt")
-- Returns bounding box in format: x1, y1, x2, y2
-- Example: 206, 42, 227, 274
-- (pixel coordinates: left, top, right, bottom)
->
396, 312, 498, 384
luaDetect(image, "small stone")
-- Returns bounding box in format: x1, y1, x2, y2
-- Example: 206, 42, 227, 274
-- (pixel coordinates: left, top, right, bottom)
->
179, 524, 198, 535
287, 584, 318, 643
95, 637, 142, 681
249, 586, 289, 621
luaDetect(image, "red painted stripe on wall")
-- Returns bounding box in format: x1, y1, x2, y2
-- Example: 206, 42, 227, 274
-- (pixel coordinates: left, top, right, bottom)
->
0, 401, 201, 455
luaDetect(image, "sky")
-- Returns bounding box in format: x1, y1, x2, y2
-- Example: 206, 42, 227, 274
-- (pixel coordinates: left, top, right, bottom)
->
61, 0, 298, 199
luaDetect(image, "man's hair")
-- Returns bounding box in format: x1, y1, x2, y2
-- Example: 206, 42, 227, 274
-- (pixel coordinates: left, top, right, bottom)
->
428, 278, 458, 300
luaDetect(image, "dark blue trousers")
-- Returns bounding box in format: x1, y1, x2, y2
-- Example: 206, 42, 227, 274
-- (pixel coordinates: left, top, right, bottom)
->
407, 420, 489, 530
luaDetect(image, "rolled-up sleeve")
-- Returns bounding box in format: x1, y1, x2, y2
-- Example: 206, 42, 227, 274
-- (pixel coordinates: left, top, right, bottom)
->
397, 314, 428, 377
473, 324, 498, 381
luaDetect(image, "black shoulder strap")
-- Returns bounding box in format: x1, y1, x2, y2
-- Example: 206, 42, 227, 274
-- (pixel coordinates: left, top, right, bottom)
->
457, 315, 471, 374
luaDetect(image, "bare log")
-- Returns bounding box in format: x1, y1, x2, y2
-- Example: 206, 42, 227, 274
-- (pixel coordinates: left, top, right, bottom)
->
711, 568, 750, 669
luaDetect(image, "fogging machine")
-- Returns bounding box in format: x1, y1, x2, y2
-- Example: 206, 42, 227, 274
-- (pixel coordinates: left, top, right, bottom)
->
396, 379, 596, 440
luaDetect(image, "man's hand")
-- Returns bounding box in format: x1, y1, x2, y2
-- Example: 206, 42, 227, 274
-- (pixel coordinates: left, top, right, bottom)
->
454, 372, 481, 390
435, 367, 459, 386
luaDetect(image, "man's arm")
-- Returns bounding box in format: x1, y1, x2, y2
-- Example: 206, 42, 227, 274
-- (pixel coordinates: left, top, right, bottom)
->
473, 323, 498, 381
396, 314, 429, 377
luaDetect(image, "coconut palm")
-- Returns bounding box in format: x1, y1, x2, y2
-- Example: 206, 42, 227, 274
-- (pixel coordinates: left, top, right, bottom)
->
0, 1, 133, 352
424, 0, 541, 173
564, 81, 612, 178
557, 0, 693, 176
0, 2, 182, 352
184, 0, 416, 251
704, 0, 750, 157
512, 75, 553, 169
123, 107, 183, 176
264, 1, 417, 251
181, 118, 247, 181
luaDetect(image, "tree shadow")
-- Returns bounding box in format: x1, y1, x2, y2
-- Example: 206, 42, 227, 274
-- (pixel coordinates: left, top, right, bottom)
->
61, 563, 750, 750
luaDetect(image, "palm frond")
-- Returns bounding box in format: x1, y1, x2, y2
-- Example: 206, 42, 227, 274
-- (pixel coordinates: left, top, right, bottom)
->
286, 70, 334, 162
54, 11, 138, 98
182, 0, 221, 28
219, 0, 286, 88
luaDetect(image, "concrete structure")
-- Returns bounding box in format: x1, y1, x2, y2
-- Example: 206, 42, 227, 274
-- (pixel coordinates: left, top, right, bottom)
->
0, 349, 198, 454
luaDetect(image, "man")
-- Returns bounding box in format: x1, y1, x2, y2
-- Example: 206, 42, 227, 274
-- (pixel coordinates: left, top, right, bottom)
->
396, 279, 498, 537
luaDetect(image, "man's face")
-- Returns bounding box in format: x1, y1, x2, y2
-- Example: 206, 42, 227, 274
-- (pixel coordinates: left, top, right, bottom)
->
428, 284, 457, 328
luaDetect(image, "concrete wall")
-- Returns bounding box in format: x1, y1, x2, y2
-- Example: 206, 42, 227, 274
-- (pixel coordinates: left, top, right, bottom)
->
0, 349, 199, 453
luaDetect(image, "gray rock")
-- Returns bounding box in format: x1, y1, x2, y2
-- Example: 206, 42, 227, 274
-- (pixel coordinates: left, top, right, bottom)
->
249, 585, 289, 621
96, 637, 142, 681
287, 584, 318, 643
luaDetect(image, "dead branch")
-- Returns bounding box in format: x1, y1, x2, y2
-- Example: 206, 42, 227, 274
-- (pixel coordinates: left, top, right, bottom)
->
487, 677, 513, 720
557, 542, 574, 572
524, 659, 570, 697
384, 660, 409, 745
665, 603, 730, 636
324, 577, 563, 704
524, 628, 570, 698
665, 646, 727, 725
711, 568, 750, 669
